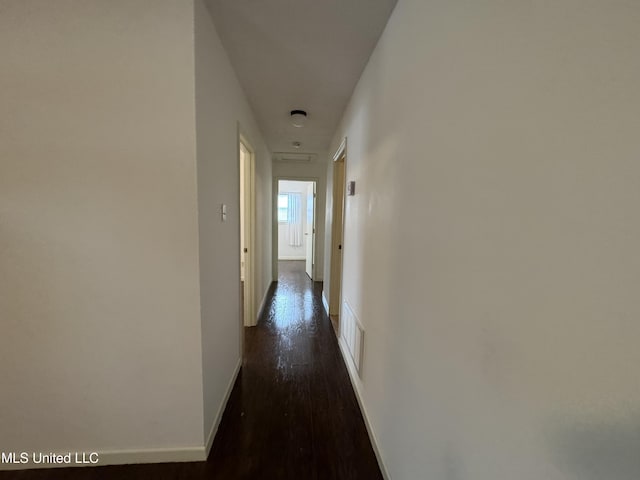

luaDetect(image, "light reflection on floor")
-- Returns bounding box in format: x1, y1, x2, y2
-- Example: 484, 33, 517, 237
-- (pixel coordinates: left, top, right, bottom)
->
270, 261, 317, 329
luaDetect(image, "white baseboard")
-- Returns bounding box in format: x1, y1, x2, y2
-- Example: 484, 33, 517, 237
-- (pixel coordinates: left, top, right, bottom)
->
255, 282, 273, 324
337, 336, 390, 480
0, 447, 205, 471
92, 447, 205, 466
277, 256, 305, 261
321, 291, 329, 314
1, 359, 243, 472
204, 357, 242, 457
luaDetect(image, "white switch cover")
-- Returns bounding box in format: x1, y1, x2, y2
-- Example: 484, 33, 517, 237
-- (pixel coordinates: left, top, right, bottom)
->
221, 204, 227, 222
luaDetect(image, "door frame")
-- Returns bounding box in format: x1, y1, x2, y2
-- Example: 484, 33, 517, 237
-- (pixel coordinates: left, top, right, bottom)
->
329, 138, 347, 326
239, 132, 256, 329
304, 181, 316, 279
272, 176, 319, 281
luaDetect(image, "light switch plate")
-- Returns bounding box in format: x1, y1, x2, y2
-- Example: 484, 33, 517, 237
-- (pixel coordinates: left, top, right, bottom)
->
347, 181, 356, 196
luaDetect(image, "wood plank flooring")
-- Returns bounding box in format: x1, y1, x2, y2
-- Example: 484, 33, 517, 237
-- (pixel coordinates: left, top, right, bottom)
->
1, 261, 382, 479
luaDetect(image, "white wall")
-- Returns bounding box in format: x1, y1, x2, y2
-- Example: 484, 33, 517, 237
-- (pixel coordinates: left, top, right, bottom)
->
0, 0, 272, 466
273, 158, 327, 279
195, 0, 272, 443
325, 1, 640, 479
278, 180, 309, 260
0, 0, 204, 457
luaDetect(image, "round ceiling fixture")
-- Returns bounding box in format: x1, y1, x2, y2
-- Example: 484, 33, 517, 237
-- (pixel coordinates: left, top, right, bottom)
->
290, 110, 307, 127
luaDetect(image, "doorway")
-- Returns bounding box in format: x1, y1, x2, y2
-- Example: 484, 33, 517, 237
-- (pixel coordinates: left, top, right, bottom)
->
329, 140, 346, 334
276, 179, 317, 280
240, 137, 256, 328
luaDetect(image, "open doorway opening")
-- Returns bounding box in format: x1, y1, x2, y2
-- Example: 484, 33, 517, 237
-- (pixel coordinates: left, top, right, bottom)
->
240, 137, 256, 329
329, 141, 346, 335
276, 179, 317, 280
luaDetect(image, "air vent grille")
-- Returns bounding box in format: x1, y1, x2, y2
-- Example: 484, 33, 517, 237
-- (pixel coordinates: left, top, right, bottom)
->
272, 152, 317, 163
342, 301, 364, 376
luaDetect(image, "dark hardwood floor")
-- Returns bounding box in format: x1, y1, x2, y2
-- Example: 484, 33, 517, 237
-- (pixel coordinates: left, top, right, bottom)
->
1, 261, 382, 479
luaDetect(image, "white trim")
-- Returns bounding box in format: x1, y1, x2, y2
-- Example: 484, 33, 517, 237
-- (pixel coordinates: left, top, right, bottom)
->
240, 131, 257, 328
337, 337, 390, 480
89, 447, 206, 466
277, 256, 306, 261
0, 447, 206, 471
322, 291, 329, 314
333, 137, 347, 162
255, 282, 273, 324
2, 359, 245, 472
204, 357, 242, 457
328, 138, 347, 317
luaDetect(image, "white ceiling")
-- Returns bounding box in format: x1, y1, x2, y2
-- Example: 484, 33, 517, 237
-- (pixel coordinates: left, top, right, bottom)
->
205, 0, 398, 155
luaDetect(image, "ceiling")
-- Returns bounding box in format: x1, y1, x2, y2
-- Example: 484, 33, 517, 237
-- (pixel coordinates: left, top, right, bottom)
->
205, 0, 398, 155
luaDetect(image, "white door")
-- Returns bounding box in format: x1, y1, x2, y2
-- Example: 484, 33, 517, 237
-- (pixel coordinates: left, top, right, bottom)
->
305, 182, 315, 279
239, 144, 246, 282
240, 140, 254, 327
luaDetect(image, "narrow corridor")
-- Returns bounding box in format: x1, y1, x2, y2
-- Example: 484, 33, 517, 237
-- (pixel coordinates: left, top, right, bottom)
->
208, 261, 382, 479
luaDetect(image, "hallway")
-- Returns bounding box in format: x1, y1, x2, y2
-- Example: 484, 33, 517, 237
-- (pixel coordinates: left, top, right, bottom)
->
208, 261, 382, 478
1, 262, 381, 480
